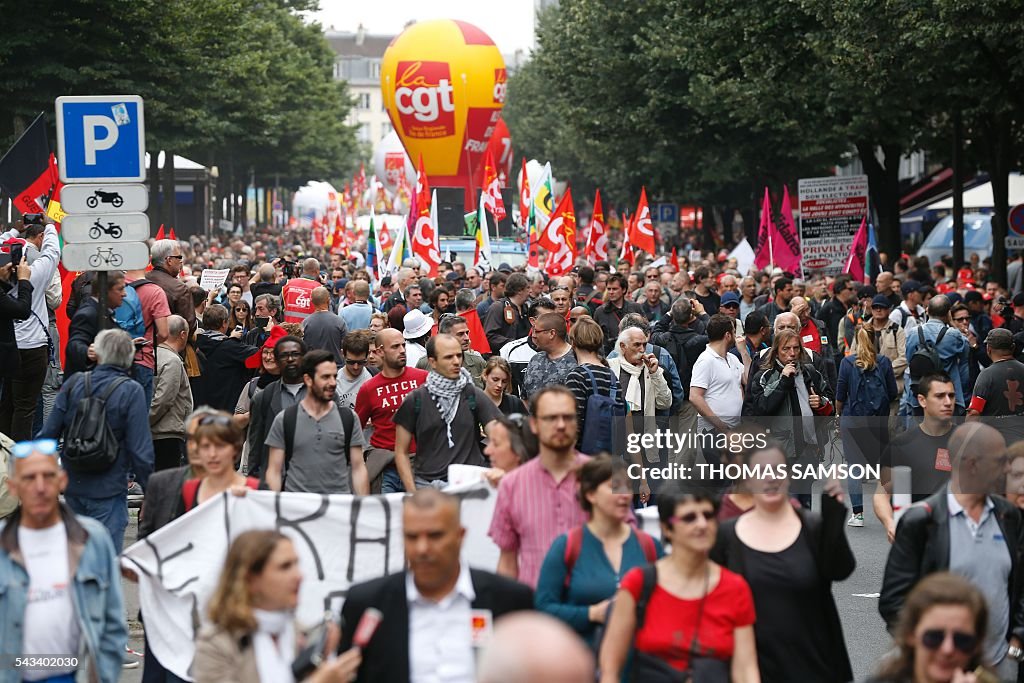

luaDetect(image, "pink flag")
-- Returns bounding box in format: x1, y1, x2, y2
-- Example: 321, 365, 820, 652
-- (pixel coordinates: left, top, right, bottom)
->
754, 186, 802, 274
845, 215, 868, 283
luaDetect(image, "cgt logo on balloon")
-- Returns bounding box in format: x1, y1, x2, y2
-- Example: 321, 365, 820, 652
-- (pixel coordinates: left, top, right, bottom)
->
394, 61, 456, 136
493, 68, 507, 104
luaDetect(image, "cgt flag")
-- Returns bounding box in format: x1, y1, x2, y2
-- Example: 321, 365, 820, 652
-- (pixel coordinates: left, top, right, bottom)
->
518, 157, 531, 230
539, 187, 577, 276
411, 157, 441, 277
629, 187, 656, 256
0, 113, 57, 215
619, 211, 635, 265
481, 149, 506, 221
584, 189, 608, 263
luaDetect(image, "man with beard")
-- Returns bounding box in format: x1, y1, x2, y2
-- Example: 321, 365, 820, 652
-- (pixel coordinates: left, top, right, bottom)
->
355, 328, 428, 493
393, 334, 500, 490
265, 349, 368, 494
244, 335, 307, 481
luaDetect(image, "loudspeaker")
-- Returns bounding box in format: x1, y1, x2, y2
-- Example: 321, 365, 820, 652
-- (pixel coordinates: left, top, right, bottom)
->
435, 187, 466, 237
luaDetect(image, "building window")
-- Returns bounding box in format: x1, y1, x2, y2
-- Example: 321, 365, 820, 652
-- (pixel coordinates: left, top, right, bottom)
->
371, 61, 381, 79
358, 123, 371, 143
382, 121, 392, 136
357, 93, 371, 110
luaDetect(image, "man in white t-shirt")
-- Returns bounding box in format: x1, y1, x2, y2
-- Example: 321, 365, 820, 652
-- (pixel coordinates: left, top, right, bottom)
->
689, 314, 745, 483
0, 439, 126, 681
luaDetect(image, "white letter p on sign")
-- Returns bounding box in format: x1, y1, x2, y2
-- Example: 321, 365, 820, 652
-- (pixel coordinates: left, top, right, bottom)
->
82, 115, 119, 165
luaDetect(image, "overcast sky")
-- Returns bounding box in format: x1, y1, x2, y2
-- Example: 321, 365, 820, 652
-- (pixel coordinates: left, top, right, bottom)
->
306, 0, 536, 56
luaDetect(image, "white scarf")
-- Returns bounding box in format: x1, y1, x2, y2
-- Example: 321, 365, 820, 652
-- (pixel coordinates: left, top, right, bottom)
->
253, 608, 296, 683
617, 357, 645, 413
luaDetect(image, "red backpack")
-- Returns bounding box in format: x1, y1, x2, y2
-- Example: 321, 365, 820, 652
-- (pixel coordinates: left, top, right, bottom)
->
563, 525, 658, 588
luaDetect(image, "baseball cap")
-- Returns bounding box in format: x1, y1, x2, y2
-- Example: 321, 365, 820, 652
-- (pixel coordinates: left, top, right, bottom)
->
871, 295, 892, 309
445, 272, 461, 282
984, 328, 1014, 350
334, 278, 349, 291
498, 263, 513, 273
721, 291, 741, 306
380, 275, 393, 287
900, 280, 922, 296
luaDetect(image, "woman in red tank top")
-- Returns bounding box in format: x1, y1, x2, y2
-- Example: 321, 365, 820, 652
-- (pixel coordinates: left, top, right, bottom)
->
183, 412, 259, 511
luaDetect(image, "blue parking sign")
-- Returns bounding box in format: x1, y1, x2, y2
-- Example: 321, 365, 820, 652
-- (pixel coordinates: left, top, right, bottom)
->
656, 203, 678, 224
56, 95, 146, 184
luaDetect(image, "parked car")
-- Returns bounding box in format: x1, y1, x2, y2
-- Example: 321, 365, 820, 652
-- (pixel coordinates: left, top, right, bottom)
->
916, 213, 991, 264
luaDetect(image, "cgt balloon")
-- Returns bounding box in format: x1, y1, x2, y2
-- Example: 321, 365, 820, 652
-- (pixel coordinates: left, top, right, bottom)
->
381, 19, 506, 207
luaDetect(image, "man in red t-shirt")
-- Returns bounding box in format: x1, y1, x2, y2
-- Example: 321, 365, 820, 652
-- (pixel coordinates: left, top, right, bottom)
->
355, 328, 427, 493
125, 270, 171, 406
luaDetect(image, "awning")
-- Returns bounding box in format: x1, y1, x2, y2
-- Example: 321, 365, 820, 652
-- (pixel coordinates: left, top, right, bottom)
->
926, 173, 1024, 210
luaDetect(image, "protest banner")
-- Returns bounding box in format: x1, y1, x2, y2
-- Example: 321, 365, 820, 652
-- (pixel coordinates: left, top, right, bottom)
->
122, 478, 661, 681
198, 268, 229, 292
797, 175, 869, 279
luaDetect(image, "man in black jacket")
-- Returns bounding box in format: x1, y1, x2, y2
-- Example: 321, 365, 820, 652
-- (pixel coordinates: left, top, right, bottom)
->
0, 253, 33, 382
245, 335, 307, 480
880, 423, 1024, 678
65, 272, 126, 378
484, 272, 531, 354
816, 273, 857, 353
652, 297, 708, 467
340, 489, 533, 683
594, 274, 643, 355
193, 303, 259, 411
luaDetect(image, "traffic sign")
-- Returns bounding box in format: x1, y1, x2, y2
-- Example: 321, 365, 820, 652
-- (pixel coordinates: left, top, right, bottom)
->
55, 95, 145, 184
61, 242, 150, 272
60, 184, 148, 214
655, 203, 678, 224
61, 213, 150, 243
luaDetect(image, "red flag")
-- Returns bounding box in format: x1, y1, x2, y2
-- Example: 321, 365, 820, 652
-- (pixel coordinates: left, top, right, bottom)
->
0, 115, 56, 214
538, 188, 576, 276
670, 247, 680, 271
155, 224, 166, 241
753, 188, 773, 270
584, 189, 608, 263
519, 158, 531, 229
628, 187, 656, 256
845, 215, 868, 283
411, 157, 442, 277
481, 150, 506, 221
168, 227, 177, 241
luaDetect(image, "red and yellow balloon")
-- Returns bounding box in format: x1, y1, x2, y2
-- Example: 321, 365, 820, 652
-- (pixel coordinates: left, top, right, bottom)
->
381, 19, 506, 205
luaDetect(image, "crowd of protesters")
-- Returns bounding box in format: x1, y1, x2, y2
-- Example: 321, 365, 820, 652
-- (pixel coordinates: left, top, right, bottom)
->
3, 212, 1024, 682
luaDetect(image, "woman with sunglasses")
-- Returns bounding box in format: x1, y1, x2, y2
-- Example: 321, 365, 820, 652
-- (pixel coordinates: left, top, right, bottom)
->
599, 489, 759, 683
536, 456, 662, 652
194, 529, 361, 683
867, 572, 991, 683
711, 441, 854, 683
229, 299, 252, 334
482, 356, 527, 415
181, 412, 259, 511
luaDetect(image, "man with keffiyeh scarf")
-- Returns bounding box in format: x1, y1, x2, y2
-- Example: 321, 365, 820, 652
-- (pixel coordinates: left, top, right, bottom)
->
393, 334, 502, 491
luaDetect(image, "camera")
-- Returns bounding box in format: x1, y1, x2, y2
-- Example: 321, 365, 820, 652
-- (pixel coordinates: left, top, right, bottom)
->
21, 213, 44, 226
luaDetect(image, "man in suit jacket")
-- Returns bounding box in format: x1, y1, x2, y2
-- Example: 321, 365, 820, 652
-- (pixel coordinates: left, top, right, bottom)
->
340, 489, 533, 683
880, 423, 1024, 679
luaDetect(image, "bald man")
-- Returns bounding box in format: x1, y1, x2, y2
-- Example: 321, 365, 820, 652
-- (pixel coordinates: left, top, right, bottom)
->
301, 286, 347, 364
282, 257, 323, 323
881, 423, 1024, 679
478, 613, 595, 683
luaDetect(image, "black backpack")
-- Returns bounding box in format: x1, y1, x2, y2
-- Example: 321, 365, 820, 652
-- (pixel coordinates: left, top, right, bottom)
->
579, 365, 623, 455
652, 327, 704, 400
62, 372, 130, 473
909, 325, 948, 387
282, 402, 356, 487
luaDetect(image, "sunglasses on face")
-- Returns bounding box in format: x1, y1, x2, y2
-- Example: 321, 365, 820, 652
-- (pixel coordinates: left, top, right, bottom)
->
198, 415, 233, 427
953, 316, 970, 323
235, 307, 248, 313
167, 255, 184, 260
871, 305, 890, 311
12, 439, 58, 459
722, 303, 739, 309
345, 358, 368, 366
670, 510, 716, 525
919, 629, 977, 653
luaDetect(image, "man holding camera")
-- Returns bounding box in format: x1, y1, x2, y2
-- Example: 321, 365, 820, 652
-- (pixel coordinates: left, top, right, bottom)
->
0, 215, 60, 440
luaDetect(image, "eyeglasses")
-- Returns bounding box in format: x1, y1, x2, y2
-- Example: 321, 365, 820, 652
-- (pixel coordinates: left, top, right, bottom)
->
670, 510, 716, 525
871, 305, 890, 311
235, 307, 248, 313
953, 316, 970, 323
345, 358, 368, 366
167, 255, 184, 260
12, 439, 58, 459
919, 629, 977, 653
198, 415, 233, 427
722, 303, 739, 309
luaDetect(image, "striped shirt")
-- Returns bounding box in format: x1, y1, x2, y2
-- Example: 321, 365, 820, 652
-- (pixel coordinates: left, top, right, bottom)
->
564, 363, 628, 450
488, 452, 591, 588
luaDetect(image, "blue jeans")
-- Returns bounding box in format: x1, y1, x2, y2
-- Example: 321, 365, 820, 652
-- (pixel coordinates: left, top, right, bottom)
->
381, 466, 406, 494
133, 364, 154, 408
64, 494, 128, 554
